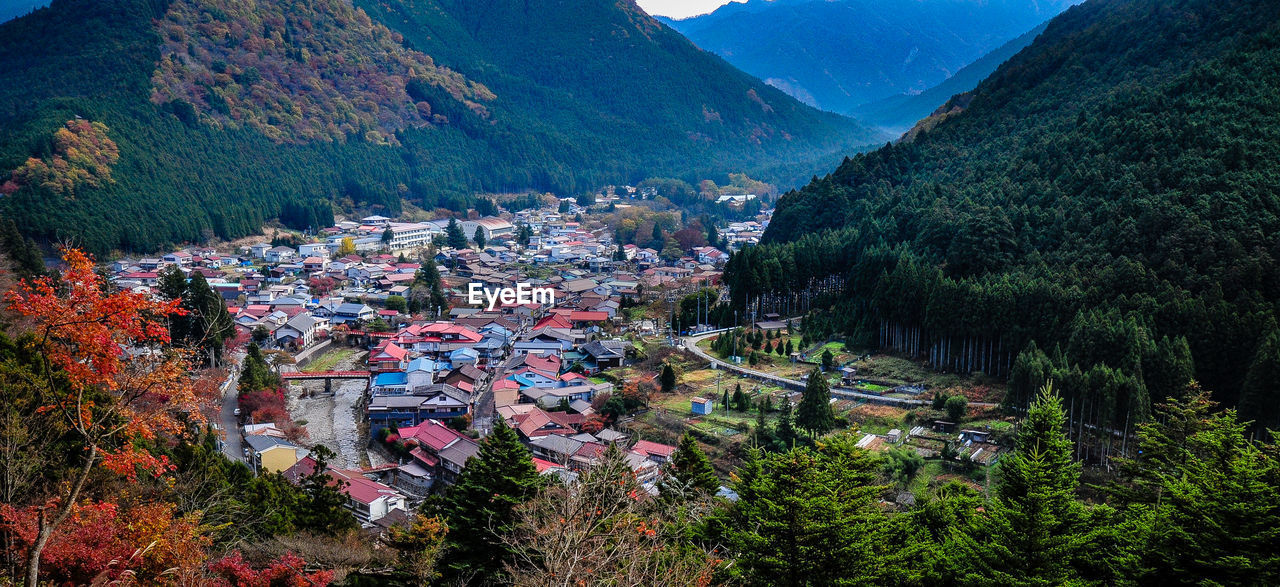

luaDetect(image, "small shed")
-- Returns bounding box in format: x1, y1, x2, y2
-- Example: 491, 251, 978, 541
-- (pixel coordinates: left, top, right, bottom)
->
691, 397, 714, 415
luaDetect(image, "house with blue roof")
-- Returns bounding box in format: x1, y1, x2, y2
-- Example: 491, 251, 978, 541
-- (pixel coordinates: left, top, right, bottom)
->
371, 371, 409, 396
449, 348, 479, 367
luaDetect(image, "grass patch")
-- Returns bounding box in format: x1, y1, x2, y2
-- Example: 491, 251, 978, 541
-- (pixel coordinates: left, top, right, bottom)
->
301, 347, 360, 372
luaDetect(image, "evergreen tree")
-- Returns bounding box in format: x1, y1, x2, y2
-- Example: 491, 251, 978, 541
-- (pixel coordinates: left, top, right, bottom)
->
157, 264, 188, 301
785, 339, 794, 356
660, 363, 677, 393
796, 367, 834, 436
725, 438, 889, 585
0, 218, 45, 279
432, 418, 541, 584
1108, 385, 1280, 584
410, 262, 449, 316
945, 395, 968, 423
821, 349, 835, 371
732, 386, 746, 412
659, 432, 719, 499
239, 342, 280, 393
1007, 341, 1055, 412
296, 445, 358, 535
382, 226, 394, 247
1238, 327, 1280, 434
446, 217, 468, 249
775, 400, 797, 448
182, 271, 235, 365
953, 383, 1089, 585
515, 222, 532, 247
473, 226, 486, 249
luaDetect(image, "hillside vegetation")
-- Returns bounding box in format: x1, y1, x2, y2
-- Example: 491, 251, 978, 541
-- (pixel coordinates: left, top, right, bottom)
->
0, 0, 879, 255
729, 0, 1280, 433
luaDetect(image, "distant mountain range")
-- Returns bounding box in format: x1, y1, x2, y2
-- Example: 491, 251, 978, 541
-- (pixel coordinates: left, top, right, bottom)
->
0, 0, 48, 25
851, 22, 1051, 134
661, 0, 1080, 121
0, 0, 881, 254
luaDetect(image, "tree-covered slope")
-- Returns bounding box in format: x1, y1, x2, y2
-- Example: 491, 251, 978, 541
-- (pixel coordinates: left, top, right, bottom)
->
733, 0, 1280, 430
851, 21, 1051, 135
0, 0, 880, 255
665, 0, 1079, 114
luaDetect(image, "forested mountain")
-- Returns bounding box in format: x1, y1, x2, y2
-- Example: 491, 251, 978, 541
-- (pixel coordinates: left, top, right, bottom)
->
663, 0, 1079, 115
0, 0, 879, 255
729, 0, 1280, 434
852, 22, 1050, 134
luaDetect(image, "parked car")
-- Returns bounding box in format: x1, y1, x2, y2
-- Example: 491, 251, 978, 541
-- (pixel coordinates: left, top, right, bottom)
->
233, 408, 241, 417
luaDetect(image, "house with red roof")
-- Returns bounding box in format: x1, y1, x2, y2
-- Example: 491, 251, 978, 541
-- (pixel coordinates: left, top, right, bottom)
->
630, 440, 677, 465
369, 342, 410, 373
282, 457, 407, 525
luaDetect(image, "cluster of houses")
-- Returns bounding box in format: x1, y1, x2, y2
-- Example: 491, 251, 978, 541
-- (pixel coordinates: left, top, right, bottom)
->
104, 199, 753, 529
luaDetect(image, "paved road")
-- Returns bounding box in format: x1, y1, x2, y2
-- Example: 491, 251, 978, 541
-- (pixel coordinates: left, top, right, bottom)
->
680, 332, 998, 409
218, 353, 244, 462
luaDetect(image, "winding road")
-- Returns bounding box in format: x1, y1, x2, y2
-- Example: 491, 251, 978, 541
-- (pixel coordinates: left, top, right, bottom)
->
680, 331, 998, 408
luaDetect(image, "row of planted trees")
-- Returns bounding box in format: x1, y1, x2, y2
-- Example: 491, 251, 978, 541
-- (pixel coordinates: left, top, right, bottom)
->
728, 235, 1280, 439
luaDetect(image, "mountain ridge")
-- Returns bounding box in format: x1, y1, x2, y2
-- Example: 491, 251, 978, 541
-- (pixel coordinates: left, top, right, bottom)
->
739, 0, 1280, 422
0, 0, 881, 254
665, 0, 1080, 116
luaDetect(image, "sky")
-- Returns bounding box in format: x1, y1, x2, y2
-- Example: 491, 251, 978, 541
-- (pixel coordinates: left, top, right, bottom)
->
636, 0, 746, 20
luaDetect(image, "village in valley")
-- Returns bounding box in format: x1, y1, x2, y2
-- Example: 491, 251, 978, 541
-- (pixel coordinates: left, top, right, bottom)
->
106, 188, 1008, 531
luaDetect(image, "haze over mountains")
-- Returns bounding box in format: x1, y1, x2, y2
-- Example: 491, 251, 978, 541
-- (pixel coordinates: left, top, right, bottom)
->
0, 0, 881, 254
662, 0, 1081, 124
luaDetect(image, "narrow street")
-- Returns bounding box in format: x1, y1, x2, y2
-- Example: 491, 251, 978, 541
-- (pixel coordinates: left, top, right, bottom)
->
218, 352, 244, 462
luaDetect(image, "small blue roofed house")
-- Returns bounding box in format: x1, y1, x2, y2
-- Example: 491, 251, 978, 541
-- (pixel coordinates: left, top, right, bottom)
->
691, 397, 714, 415
449, 347, 479, 367
371, 371, 409, 396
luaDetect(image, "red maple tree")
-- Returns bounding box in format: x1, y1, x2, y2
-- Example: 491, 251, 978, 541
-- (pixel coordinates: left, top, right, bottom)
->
5, 247, 217, 586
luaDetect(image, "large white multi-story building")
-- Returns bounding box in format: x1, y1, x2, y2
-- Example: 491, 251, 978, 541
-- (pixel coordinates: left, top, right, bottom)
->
385, 222, 441, 252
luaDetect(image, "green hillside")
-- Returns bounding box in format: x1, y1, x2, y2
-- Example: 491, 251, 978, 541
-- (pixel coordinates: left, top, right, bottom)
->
0, 0, 880, 254
730, 0, 1280, 431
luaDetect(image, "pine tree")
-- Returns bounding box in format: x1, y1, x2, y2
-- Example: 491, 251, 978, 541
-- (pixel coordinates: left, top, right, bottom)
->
660, 363, 677, 393
183, 271, 235, 365
446, 217, 468, 249
954, 383, 1088, 585
659, 432, 719, 499
1109, 384, 1280, 584
296, 445, 358, 535
725, 437, 888, 585
473, 226, 486, 249
796, 367, 834, 436
776, 400, 797, 448
1238, 327, 1280, 435
0, 218, 45, 279
433, 418, 541, 584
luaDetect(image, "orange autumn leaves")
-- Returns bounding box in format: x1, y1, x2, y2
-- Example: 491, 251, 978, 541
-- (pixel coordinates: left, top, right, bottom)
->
1, 120, 119, 198
5, 247, 213, 477
0, 500, 209, 584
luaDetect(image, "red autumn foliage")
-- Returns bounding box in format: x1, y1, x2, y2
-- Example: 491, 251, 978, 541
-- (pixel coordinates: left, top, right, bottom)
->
208, 551, 334, 587
0, 500, 209, 585
238, 388, 285, 417
5, 247, 213, 476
